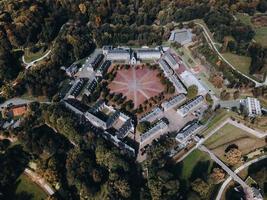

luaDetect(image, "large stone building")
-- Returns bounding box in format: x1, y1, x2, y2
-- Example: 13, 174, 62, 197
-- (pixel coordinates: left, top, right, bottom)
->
136, 49, 161, 60
106, 49, 131, 61
177, 95, 204, 117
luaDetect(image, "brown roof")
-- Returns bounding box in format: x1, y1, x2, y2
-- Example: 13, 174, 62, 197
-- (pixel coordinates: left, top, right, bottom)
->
11, 105, 27, 117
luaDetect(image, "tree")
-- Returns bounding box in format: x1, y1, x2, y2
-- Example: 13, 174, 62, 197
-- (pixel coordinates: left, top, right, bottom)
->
205, 93, 213, 105
191, 178, 211, 199
257, 0, 267, 12
225, 147, 242, 166
137, 121, 151, 133
187, 85, 198, 99
209, 168, 226, 184
233, 90, 240, 100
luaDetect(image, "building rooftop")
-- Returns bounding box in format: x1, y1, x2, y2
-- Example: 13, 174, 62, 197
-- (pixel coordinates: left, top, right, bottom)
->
176, 120, 201, 143
140, 120, 168, 143
161, 94, 186, 111
177, 95, 204, 117
140, 107, 163, 122
169, 29, 193, 45
10, 105, 27, 117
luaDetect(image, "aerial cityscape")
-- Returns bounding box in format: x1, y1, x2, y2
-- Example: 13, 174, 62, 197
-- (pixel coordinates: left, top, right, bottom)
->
0, 1, 267, 200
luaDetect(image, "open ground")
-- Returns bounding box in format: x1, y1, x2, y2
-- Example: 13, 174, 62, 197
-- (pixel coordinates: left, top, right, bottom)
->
15, 174, 48, 200
204, 123, 266, 162
108, 66, 164, 108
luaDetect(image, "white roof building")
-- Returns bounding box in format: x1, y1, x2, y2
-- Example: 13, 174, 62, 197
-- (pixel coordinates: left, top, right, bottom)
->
175, 120, 201, 144
241, 97, 262, 117
140, 120, 168, 145
161, 94, 186, 111
180, 71, 207, 95
140, 107, 163, 122
169, 29, 193, 45
158, 59, 173, 75
136, 49, 161, 60
169, 74, 187, 94
164, 52, 179, 69
177, 95, 204, 117
106, 49, 131, 61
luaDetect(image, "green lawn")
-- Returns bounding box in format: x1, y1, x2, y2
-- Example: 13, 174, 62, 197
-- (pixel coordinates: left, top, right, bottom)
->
236, 13, 253, 26
204, 123, 251, 149
24, 48, 49, 63
222, 52, 251, 76
236, 13, 267, 47
200, 109, 229, 136
16, 174, 47, 200
178, 149, 212, 181
176, 149, 215, 199
254, 27, 267, 48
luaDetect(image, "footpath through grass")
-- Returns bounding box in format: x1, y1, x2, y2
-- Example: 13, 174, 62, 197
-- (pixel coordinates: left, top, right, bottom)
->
16, 174, 48, 200
222, 53, 251, 76
178, 149, 212, 181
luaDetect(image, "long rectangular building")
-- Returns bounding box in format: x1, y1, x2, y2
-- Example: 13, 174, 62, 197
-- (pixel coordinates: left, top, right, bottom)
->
164, 52, 179, 69
106, 49, 130, 61
140, 120, 168, 145
161, 94, 186, 111
177, 95, 204, 117
169, 74, 187, 94
136, 49, 161, 60
140, 107, 163, 122
175, 120, 201, 143
158, 59, 173, 75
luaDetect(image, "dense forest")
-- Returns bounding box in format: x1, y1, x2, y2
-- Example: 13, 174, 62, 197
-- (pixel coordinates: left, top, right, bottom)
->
0, 0, 267, 100
0, 0, 267, 199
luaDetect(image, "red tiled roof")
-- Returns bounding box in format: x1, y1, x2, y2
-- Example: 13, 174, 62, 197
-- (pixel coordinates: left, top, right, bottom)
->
11, 105, 27, 117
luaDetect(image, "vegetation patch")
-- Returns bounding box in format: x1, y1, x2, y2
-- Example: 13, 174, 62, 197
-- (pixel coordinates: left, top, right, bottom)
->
15, 174, 48, 200
222, 53, 251, 77
204, 123, 266, 162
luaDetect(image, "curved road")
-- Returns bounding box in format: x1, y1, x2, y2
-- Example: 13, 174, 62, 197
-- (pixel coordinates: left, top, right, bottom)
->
22, 50, 51, 69
216, 155, 267, 200
195, 22, 265, 87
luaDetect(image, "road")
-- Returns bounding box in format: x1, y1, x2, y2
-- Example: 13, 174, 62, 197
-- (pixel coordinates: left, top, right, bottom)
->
0, 98, 51, 111
195, 22, 264, 87
22, 50, 51, 69
24, 168, 55, 196
0, 98, 33, 110
216, 155, 267, 200
199, 145, 249, 188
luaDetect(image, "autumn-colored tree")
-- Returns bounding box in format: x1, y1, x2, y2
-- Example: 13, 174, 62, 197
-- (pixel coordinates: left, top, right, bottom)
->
191, 178, 211, 199
225, 147, 242, 166
209, 168, 226, 184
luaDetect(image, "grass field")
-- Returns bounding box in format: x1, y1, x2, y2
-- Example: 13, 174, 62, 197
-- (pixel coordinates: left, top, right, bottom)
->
236, 13, 267, 47
200, 109, 229, 136
24, 47, 49, 63
177, 149, 213, 181
176, 149, 216, 199
16, 174, 47, 200
204, 123, 266, 161
222, 53, 251, 76
254, 27, 267, 48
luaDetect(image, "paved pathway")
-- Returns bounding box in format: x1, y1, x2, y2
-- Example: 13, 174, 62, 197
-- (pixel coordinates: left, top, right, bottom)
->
195, 22, 264, 87
0, 98, 33, 110
216, 155, 267, 200
199, 145, 249, 188
177, 117, 266, 162
24, 168, 55, 196
22, 50, 51, 69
